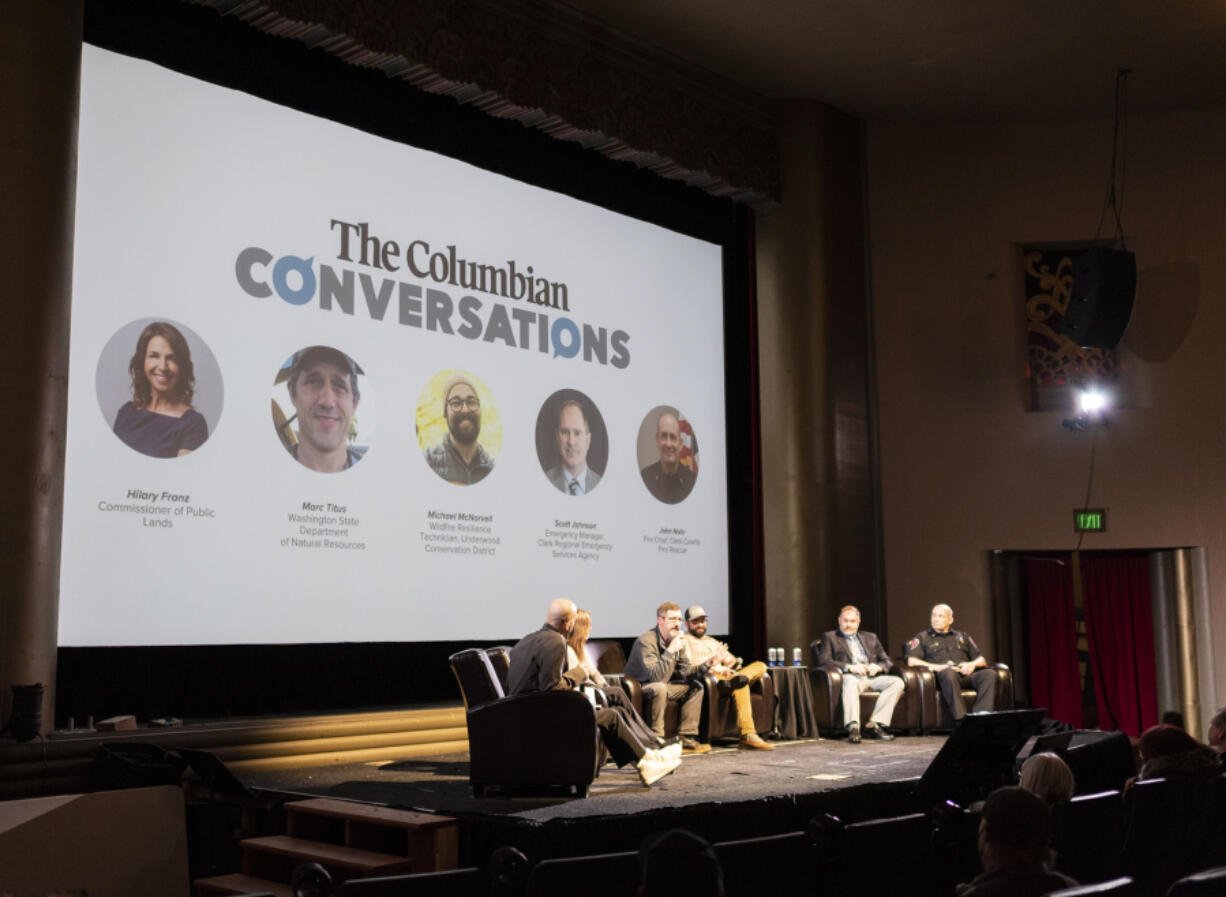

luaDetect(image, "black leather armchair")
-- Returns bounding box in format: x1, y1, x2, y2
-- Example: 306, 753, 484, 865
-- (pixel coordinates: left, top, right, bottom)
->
449, 647, 602, 797
808, 641, 923, 734
704, 671, 774, 740
909, 657, 1014, 732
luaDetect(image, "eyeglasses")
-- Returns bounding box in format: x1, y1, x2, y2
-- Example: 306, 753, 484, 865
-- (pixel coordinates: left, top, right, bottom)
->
662, 615, 683, 623
447, 396, 480, 412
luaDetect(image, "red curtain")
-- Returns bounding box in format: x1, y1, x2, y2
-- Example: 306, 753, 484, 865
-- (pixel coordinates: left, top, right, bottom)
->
1081, 553, 1159, 736
1024, 556, 1083, 727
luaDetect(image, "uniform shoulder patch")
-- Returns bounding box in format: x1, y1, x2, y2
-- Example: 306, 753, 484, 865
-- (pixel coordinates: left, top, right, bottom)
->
907, 637, 920, 650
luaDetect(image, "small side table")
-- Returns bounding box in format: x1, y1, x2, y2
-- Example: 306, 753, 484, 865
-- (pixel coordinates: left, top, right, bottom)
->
767, 665, 818, 740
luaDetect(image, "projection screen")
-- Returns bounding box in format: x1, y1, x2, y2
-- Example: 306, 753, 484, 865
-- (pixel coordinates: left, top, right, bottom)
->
60, 45, 730, 646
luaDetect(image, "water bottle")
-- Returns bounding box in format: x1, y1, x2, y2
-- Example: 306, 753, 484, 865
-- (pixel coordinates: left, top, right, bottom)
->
792, 647, 802, 667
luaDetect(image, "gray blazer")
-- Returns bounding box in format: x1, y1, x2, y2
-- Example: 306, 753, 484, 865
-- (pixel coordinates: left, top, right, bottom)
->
546, 464, 602, 495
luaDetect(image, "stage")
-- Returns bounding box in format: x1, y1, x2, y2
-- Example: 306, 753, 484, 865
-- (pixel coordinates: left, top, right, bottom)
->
240, 735, 950, 863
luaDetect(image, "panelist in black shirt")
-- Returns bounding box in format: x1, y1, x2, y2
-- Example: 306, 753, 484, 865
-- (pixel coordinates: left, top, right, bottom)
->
905, 603, 996, 719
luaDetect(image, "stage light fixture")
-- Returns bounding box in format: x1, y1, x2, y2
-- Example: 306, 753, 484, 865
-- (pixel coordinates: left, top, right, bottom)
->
1062, 388, 1111, 432
1078, 388, 1108, 414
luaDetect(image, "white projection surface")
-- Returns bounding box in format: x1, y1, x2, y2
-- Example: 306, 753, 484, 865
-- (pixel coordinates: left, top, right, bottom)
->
61, 46, 729, 646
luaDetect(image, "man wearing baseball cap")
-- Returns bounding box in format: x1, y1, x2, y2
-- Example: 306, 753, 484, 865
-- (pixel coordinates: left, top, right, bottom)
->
682, 605, 774, 750
284, 345, 366, 473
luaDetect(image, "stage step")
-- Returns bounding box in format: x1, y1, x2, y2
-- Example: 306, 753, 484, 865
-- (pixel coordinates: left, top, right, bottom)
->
241, 834, 415, 882
193, 794, 458, 896
285, 798, 458, 871
194, 871, 292, 897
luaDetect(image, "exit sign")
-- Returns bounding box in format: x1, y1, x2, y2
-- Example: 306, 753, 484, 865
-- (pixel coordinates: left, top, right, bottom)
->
1074, 508, 1107, 532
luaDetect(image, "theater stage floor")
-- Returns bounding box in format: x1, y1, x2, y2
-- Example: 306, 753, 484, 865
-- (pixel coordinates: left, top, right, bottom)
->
243, 735, 945, 818
240, 735, 949, 861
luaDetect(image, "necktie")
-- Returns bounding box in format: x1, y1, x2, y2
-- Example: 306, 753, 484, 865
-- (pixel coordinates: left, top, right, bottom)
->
569, 479, 582, 495
848, 634, 868, 664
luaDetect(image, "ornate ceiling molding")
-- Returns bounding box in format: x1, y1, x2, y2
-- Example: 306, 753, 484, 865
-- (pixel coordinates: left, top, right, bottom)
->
197, 0, 780, 206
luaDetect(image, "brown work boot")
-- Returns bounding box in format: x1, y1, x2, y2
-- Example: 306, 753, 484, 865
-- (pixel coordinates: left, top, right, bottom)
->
680, 735, 711, 754
739, 732, 775, 751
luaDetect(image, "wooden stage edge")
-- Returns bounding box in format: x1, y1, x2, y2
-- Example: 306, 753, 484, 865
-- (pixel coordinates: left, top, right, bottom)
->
0, 702, 468, 800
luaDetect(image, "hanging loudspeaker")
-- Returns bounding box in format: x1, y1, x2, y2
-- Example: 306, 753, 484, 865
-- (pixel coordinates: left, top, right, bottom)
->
1061, 248, 1137, 350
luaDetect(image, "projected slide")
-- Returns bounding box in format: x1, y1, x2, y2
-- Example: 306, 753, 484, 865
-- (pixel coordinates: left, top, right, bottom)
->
61, 45, 729, 646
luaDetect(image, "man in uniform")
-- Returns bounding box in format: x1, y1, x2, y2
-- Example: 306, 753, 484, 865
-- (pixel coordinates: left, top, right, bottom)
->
624, 601, 710, 753
906, 603, 996, 719
545, 399, 601, 495
508, 598, 680, 786
814, 605, 903, 742
641, 411, 696, 503
424, 373, 494, 484
681, 605, 774, 750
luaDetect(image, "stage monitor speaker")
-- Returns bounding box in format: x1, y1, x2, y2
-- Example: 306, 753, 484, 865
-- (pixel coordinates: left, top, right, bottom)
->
918, 708, 1045, 806
1061, 248, 1136, 350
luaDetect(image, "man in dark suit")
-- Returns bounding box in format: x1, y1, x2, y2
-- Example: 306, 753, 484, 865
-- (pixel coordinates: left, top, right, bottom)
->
814, 605, 903, 743
545, 399, 602, 495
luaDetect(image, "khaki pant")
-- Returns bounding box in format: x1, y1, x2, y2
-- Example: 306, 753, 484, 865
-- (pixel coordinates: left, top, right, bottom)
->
729, 660, 768, 735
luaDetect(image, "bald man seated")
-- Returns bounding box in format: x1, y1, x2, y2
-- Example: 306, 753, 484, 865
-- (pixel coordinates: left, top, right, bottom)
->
508, 598, 681, 787
905, 603, 996, 720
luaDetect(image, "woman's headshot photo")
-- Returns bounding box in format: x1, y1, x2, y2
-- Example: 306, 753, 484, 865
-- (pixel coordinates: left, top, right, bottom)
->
535, 389, 608, 496
97, 319, 222, 459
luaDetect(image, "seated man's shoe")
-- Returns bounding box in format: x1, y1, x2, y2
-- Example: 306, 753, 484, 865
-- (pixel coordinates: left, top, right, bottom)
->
739, 732, 775, 751
718, 674, 750, 693
680, 735, 712, 754
638, 749, 682, 786
864, 723, 894, 741
847, 724, 862, 744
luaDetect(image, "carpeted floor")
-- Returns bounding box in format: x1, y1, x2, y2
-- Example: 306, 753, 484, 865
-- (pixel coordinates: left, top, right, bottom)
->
243, 734, 947, 821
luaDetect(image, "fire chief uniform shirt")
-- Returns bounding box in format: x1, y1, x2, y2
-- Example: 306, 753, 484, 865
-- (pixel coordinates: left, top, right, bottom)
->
906, 629, 982, 665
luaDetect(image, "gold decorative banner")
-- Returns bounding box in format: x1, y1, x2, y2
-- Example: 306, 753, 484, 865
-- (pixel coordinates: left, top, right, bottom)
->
1023, 248, 1119, 409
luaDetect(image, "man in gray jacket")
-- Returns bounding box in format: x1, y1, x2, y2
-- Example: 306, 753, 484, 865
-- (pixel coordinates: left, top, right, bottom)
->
624, 601, 710, 754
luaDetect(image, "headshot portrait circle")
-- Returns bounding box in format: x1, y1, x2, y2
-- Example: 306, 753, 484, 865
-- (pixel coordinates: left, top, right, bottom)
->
416, 369, 501, 486
96, 317, 223, 460
636, 405, 699, 505
271, 345, 375, 474
535, 389, 608, 497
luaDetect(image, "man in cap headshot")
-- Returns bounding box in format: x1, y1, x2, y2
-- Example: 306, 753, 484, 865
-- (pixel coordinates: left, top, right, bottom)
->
546, 398, 602, 495
681, 605, 774, 750
424, 372, 494, 485
284, 345, 366, 473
